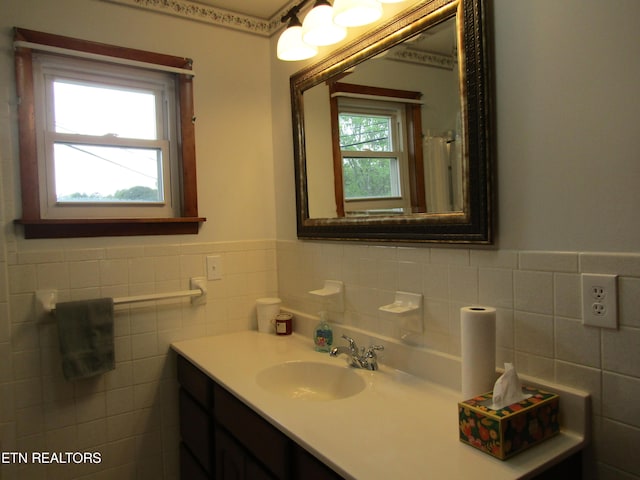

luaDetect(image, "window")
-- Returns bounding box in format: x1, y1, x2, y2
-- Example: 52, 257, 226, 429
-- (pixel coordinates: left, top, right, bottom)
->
329, 82, 425, 217
338, 105, 407, 213
13, 28, 205, 238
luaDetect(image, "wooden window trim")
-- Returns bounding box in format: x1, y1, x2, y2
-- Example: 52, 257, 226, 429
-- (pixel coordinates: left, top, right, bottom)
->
13, 27, 206, 238
329, 82, 425, 217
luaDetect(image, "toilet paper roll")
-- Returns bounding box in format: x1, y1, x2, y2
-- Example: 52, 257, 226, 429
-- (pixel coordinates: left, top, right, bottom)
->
460, 306, 496, 399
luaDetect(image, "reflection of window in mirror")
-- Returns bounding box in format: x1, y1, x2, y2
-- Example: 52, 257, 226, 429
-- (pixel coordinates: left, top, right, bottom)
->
329, 82, 424, 217
14, 28, 205, 238
338, 101, 408, 214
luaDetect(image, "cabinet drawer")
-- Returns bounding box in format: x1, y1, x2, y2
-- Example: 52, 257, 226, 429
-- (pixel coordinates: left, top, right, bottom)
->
179, 388, 213, 474
177, 355, 212, 409
214, 384, 290, 479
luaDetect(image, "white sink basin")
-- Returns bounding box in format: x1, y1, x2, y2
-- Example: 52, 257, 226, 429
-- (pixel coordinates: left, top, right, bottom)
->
256, 361, 366, 401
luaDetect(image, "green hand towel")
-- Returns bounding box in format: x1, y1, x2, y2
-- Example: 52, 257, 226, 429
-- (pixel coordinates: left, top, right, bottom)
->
56, 298, 115, 380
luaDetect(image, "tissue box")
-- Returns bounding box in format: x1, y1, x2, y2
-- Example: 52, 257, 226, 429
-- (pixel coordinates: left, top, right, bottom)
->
458, 386, 560, 460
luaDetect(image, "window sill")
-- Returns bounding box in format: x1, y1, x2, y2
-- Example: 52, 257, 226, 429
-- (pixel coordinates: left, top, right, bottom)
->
15, 217, 206, 239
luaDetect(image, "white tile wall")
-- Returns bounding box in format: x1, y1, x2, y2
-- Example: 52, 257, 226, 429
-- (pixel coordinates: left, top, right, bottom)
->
277, 240, 640, 480
1, 238, 638, 479
0, 240, 277, 480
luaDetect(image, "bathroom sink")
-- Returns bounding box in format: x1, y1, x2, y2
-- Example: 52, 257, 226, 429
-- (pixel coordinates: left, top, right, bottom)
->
256, 361, 366, 401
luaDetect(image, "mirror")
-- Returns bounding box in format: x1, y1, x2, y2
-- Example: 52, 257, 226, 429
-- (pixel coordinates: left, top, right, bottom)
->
291, 0, 493, 243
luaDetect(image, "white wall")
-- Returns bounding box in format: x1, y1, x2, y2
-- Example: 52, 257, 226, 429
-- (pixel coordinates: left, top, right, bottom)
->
493, 0, 640, 252
2, 0, 277, 249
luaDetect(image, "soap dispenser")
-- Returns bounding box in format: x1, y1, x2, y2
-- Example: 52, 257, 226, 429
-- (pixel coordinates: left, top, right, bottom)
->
314, 311, 333, 352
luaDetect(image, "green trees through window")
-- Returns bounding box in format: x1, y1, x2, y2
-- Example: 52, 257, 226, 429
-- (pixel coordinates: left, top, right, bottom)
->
338, 112, 399, 199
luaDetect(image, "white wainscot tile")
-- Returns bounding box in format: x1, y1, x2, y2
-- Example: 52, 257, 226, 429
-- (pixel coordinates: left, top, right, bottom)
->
514, 270, 553, 315
554, 273, 581, 319
519, 251, 578, 272
602, 372, 640, 428
602, 327, 640, 378
580, 252, 640, 277
68, 261, 100, 289
75, 392, 106, 424
448, 265, 478, 304
132, 356, 167, 384
130, 332, 158, 360
619, 276, 640, 328
106, 386, 134, 416
514, 351, 554, 381
555, 317, 601, 368
495, 308, 514, 350
479, 267, 513, 308
555, 360, 602, 415
128, 257, 155, 284
514, 311, 554, 357
423, 263, 449, 300
470, 249, 518, 269
133, 381, 159, 409
77, 419, 107, 451
598, 418, 640, 477
100, 259, 128, 286
36, 262, 69, 290
8, 264, 36, 294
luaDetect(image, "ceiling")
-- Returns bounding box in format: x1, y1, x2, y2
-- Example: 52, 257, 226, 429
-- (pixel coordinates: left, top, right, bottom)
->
191, 0, 291, 20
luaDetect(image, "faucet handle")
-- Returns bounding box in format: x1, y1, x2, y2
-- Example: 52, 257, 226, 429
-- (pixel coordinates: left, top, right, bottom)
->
341, 334, 357, 351
365, 344, 384, 356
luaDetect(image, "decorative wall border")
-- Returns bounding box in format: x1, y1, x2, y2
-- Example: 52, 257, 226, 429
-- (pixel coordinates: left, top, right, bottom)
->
387, 48, 455, 70
101, 0, 298, 37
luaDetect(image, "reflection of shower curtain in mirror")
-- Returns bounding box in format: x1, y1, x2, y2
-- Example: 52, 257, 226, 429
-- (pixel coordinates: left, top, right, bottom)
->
424, 132, 462, 213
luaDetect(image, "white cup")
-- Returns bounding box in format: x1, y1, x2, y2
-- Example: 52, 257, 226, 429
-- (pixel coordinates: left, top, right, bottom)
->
256, 298, 281, 334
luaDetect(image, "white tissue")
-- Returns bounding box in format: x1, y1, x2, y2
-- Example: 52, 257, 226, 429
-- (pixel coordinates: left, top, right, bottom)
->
490, 363, 530, 410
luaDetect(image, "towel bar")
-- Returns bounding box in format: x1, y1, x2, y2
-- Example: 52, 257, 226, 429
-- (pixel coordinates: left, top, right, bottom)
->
37, 276, 207, 313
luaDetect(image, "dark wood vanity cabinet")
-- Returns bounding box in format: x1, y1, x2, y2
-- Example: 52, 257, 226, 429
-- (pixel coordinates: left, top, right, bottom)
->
178, 354, 581, 479
177, 355, 343, 480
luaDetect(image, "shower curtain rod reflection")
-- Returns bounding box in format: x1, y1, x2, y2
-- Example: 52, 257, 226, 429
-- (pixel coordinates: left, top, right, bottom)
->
37, 276, 207, 314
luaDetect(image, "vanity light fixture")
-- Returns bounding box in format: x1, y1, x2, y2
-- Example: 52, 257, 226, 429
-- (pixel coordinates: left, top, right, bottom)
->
302, 0, 347, 47
277, 0, 407, 61
332, 0, 383, 27
277, 5, 318, 61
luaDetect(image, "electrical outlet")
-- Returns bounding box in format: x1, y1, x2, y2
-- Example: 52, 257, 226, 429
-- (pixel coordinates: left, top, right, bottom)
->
581, 273, 617, 329
206, 255, 223, 280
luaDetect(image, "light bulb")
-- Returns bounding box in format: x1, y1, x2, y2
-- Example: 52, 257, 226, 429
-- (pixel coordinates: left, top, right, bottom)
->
332, 0, 383, 28
302, 1, 347, 47
277, 17, 318, 61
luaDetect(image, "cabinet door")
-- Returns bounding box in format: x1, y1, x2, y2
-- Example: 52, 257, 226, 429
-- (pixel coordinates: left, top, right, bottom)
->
180, 442, 210, 480
293, 445, 344, 480
215, 427, 245, 480
177, 355, 212, 408
179, 388, 213, 474
214, 384, 290, 479
216, 426, 276, 480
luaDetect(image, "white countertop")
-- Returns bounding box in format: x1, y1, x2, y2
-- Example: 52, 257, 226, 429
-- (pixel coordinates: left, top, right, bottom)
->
172, 331, 589, 480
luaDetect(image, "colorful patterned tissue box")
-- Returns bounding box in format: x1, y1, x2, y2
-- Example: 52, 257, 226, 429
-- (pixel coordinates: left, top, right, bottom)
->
458, 386, 560, 460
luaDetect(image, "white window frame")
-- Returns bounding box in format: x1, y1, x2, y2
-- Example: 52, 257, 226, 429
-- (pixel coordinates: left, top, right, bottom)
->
338, 98, 411, 215
33, 53, 180, 219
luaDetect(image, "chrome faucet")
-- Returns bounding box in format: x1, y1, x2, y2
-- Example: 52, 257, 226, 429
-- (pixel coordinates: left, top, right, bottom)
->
329, 335, 384, 371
